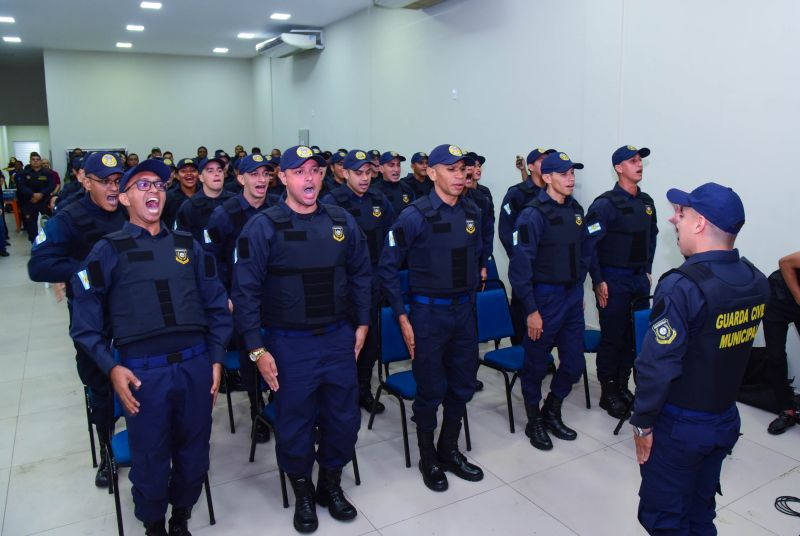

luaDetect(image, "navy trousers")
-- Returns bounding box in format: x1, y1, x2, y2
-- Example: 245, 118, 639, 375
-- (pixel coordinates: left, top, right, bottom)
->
638, 404, 740, 535
521, 284, 585, 406
267, 324, 360, 477
125, 355, 213, 524
410, 299, 478, 432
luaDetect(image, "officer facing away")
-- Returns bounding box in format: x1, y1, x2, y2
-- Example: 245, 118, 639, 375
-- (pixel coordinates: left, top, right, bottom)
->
379, 143, 485, 493
69, 159, 233, 536
28, 151, 128, 489
232, 145, 372, 533
631, 182, 769, 534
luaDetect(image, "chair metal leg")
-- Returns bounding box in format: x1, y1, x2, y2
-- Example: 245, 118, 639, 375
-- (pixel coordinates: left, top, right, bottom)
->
367, 385, 384, 430
399, 399, 411, 468
84, 387, 98, 468
613, 396, 634, 435
108, 443, 124, 536
204, 475, 216, 525
500, 371, 515, 433
464, 411, 472, 452
249, 415, 262, 463
352, 451, 361, 485
224, 373, 236, 434
279, 469, 289, 508
583, 362, 591, 409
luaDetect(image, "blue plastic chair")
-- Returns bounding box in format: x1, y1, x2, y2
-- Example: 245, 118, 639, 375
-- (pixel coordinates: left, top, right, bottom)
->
483, 256, 503, 290
613, 296, 653, 435
369, 305, 472, 467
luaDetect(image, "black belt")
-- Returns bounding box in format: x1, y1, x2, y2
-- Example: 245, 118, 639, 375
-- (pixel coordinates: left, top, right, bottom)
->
121, 343, 206, 371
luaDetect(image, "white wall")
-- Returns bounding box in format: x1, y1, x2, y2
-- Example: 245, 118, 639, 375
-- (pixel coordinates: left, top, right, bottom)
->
43, 49, 258, 173
2, 125, 51, 170
265, 0, 800, 368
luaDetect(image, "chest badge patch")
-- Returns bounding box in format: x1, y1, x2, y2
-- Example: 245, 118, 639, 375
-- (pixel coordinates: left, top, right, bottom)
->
466, 219, 476, 234
402, 194, 410, 204
175, 248, 190, 265
645, 205, 653, 216
652, 318, 677, 345
575, 214, 583, 226
372, 206, 382, 218
332, 226, 345, 242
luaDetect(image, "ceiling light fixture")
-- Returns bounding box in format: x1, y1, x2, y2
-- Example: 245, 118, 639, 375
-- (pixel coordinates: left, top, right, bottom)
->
213, 47, 229, 53
3, 36, 21, 43
0, 16, 15, 24
116, 42, 133, 48
270, 13, 291, 20
140, 2, 162, 9
126, 24, 145, 31
237, 32, 255, 39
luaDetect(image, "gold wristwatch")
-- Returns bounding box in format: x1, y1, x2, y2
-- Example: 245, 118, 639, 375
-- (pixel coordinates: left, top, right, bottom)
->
249, 348, 267, 362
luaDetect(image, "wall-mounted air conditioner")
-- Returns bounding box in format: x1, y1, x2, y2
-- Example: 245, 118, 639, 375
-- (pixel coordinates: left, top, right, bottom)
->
255, 30, 324, 58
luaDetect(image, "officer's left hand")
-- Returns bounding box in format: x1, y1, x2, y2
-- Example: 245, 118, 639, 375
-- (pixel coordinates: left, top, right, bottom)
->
480, 267, 488, 291
53, 282, 66, 303
210, 363, 222, 405
634, 432, 653, 464
354, 325, 368, 360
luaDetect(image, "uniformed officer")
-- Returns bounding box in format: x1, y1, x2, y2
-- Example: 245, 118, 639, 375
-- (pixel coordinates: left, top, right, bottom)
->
586, 145, 658, 419
508, 151, 591, 451
463, 153, 494, 278
367, 149, 382, 183
321, 149, 347, 196
52, 156, 87, 210
379, 143, 484, 492
28, 152, 128, 488
374, 151, 415, 214
631, 182, 768, 534
206, 153, 279, 443
162, 158, 199, 229
401, 151, 432, 199
69, 158, 232, 536
232, 145, 372, 533
762, 251, 800, 434
18, 151, 57, 242
175, 156, 234, 243
321, 149, 395, 415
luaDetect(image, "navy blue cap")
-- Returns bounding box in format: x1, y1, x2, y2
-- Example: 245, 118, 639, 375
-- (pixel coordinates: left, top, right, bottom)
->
368, 149, 381, 160
163, 158, 175, 168
198, 157, 226, 173
666, 182, 745, 234
411, 152, 428, 164
71, 157, 84, 171
526, 148, 556, 165
541, 152, 584, 174
379, 151, 406, 165
343, 150, 371, 171
280, 145, 327, 171
466, 152, 486, 165
238, 153, 277, 174
329, 150, 347, 165
176, 158, 198, 171
83, 152, 124, 179
119, 159, 171, 192
214, 149, 230, 160
612, 145, 651, 166
427, 144, 469, 166
310, 145, 322, 155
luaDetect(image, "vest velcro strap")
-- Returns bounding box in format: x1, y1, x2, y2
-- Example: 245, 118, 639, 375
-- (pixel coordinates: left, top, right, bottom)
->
127, 250, 154, 263
155, 279, 177, 326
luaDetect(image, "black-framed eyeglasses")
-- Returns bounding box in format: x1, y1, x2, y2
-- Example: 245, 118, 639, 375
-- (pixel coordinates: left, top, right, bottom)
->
89, 176, 121, 187
126, 179, 167, 192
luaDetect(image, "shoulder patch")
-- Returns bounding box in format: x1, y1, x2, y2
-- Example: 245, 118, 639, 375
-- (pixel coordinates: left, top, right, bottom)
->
651, 318, 677, 345
588, 222, 602, 235
77, 269, 91, 290
34, 229, 47, 245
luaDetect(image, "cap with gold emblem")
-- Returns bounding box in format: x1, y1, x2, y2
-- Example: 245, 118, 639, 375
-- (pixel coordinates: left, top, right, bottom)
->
83, 152, 124, 179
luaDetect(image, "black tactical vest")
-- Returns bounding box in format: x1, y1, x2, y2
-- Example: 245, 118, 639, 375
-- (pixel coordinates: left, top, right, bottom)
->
524, 197, 585, 285
406, 196, 480, 296
664, 259, 769, 412
330, 187, 387, 264
596, 189, 655, 269
261, 204, 351, 329
508, 180, 539, 214
178, 192, 233, 243
62, 199, 127, 262
106, 230, 208, 346
375, 180, 414, 215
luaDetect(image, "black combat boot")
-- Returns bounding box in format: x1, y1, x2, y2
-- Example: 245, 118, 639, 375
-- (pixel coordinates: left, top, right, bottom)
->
617, 372, 635, 405
167, 506, 192, 536
542, 393, 577, 440
599, 380, 628, 419
315, 467, 357, 521
94, 441, 110, 488
251, 418, 271, 444
436, 420, 483, 481
144, 518, 168, 536
288, 475, 318, 533
358, 385, 385, 414
417, 431, 448, 491
524, 404, 552, 451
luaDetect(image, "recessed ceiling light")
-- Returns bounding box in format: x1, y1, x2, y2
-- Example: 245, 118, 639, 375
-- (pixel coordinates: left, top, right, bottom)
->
126, 24, 145, 31
270, 13, 291, 20
237, 32, 255, 39
3, 36, 21, 43
0, 16, 15, 24
140, 2, 162, 9
213, 47, 229, 54
116, 42, 133, 48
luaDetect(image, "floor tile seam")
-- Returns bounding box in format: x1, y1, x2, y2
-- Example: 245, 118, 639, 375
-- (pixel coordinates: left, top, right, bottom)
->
717, 507, 780, 535
507, 485, 580, 535
723, 463, 800, 512
737, 433, 800, 463
505, 443, 623, 485
13, 399, 86, 419
0, 451, 12, 536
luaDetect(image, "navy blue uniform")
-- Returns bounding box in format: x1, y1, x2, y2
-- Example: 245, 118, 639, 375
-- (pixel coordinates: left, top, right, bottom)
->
586, 184, 658, 385
464, 186, 494, 270
17, 166, 56, 242
508, 189, 592, 406
162, 186, 195, 230
401, 173, 433, 199
28, 194, 128, 433
764, 269, 800, 412
373, 178, 415, 215
54, 180, 84, 210
631, 250, 768, 534
69, 222, 232, 524
175, 189, 235, 244
231, 201, 372, 477
378, 190, 482, 432
321, 186, 395, 396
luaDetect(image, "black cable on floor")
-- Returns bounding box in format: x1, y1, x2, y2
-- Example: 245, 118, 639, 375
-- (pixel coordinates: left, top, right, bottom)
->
774, 495, 800, 517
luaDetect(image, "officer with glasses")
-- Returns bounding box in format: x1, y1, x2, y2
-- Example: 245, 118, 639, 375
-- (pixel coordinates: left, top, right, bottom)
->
28, 151, 128, 489
70, 159, 232, 536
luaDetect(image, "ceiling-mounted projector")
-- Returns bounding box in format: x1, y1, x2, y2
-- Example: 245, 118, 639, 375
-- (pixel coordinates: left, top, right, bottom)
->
255, 30, 324, 58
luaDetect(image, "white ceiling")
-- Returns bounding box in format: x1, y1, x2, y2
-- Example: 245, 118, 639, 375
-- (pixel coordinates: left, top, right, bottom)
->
0, 0, 373, 58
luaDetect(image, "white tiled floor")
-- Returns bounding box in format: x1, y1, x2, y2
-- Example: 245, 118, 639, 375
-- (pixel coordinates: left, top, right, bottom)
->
2, 219, 800, 535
